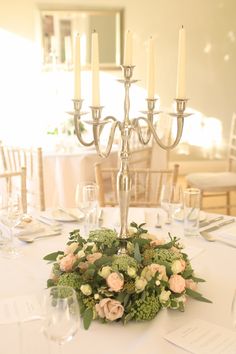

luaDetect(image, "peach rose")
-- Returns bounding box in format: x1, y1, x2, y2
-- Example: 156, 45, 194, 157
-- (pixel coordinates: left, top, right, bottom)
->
185, 279, 197, 291
169, 274, 186, 293
95, 298, 124, 321
86, 252, 102, 264
150, 239, 165, 247
78, 261, 89, 271
149, 263, 167, 279
106, 272, 124, 292
59, 253, 77, 272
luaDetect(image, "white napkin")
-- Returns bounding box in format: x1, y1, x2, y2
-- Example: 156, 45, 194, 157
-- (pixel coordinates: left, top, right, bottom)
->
15, 220, 45, 237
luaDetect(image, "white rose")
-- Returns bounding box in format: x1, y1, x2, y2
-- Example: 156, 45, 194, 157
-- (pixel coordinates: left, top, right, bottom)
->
171, 260, 185, 274
159, 290, 171, 303
98, 266, 112, 279
77, 250, 85, 259
80, 284, 92, 296
127, 266, 136, 278
135, 277, 147, 293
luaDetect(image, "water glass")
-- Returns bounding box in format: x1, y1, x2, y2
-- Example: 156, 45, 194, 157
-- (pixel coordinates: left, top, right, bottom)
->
41, 286, 80, 353
183, 188, 201, 236
75, 182, 99, 236
170, 185, 183, 221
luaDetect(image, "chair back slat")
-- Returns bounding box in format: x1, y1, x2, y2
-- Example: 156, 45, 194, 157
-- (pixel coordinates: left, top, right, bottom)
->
95, 163, 179, 207
0, 146, 45, 212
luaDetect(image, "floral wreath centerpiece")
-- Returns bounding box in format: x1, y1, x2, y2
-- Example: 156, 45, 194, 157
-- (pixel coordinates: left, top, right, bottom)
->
44, 223, 211, 329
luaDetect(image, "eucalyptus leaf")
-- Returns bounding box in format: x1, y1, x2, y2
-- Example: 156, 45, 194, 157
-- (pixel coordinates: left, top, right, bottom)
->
43, 251, 64, 262
83, 308, 93, 330
134, 242, 142, 263
186, 288, 212, 303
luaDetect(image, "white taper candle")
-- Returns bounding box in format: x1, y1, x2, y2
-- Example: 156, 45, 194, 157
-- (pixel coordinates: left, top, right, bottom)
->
176, 26, 186, 99
91, 31, 100, 106
74, 33, 81, 100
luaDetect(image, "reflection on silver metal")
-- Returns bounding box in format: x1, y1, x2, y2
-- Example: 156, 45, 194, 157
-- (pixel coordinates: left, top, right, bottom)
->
73, 65, 188, 250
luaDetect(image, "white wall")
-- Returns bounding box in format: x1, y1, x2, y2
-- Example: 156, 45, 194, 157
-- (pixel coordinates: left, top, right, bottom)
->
0, 0, 235, 147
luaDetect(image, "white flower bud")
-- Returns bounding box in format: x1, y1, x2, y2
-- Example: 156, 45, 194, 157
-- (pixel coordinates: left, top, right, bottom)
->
80, 284, 92, 296
159, 290, 171, 303
127, 266, 136, 278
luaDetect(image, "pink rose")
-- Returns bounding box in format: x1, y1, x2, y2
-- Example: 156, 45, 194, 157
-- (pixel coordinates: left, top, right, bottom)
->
106, 272, 124, 292
95, 298, 124, 321
169, 274, 186, 293
150, 239, 165, 247
185, 279, 197, 291
86, 252, 102, 264
59, 254, 77, 272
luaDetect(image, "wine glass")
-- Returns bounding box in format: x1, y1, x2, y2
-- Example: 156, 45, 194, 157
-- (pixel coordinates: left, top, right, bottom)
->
0, 192, 23, 258
160, 184, 172, 224
231, 288, 236, 329
75, 182, 98, 236
41, 286, 80, 353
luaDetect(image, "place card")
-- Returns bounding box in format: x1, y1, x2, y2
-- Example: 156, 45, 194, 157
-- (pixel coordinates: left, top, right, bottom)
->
0, 294, 41, 324
164, 319, 236, 354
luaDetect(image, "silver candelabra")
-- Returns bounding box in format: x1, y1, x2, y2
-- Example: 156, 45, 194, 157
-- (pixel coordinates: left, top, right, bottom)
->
72, 65, 190, 250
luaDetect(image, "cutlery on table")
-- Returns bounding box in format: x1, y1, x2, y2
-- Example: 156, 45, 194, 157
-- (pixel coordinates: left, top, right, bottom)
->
155, 213, 162, 228
200, 218, 236, 247
36, 216, 62, 228
199, 216, 224, 228
18, 231, 61, 243
58, 208, 83, 221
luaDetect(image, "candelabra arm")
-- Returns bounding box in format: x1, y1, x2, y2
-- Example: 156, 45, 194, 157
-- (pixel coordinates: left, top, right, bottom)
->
93, 119, 120, 158
73, 99, 94, 147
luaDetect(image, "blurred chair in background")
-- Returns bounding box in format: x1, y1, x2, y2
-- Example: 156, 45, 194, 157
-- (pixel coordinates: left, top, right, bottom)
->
0, 146, 45, 212
186, 113, 236, 215
95, 163, 179, 207
0, 167, 27, 213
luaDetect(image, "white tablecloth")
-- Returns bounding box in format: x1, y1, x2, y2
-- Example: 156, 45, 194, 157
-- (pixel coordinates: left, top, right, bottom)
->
1, 207, 235, 354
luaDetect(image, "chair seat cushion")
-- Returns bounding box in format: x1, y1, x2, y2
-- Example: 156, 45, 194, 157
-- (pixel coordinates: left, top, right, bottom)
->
186, 172, 236, 191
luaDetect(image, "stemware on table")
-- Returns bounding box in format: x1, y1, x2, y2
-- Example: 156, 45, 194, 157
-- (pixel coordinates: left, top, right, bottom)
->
0, 192, 23, 258
41, 286, 80, 353
75, 182, 99, 235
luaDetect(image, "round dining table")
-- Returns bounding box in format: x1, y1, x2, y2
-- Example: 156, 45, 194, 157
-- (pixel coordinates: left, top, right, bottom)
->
0, 207, 235, 354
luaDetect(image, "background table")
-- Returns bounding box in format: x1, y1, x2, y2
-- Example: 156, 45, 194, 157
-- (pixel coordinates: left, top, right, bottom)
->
0, 207, 235, 354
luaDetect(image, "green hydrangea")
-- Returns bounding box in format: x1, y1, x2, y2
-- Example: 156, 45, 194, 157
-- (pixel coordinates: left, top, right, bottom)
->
142, 248, 156, 265
57, 272, 82, 291
112, 255, 138, 272
88, 229, 119, 249
130, 295, 160, 321
153, 248, 181, 264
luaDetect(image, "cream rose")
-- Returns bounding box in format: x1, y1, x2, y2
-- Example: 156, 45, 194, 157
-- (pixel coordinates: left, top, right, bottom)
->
135, 277, 147, 293
95, 298, 124, 321
65, 242, 79, 255
106, 272, 124, 292
98, 266, 112, 279
171, 259, 186, 274
169, 274, 186, 293
86, 252, 102, 264
59, 253, 77, 272
80, 284, 92, 296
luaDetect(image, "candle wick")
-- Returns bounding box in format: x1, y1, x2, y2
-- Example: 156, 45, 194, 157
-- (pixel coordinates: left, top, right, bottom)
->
93, 29, 97, 33
181, 25, 184, 29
